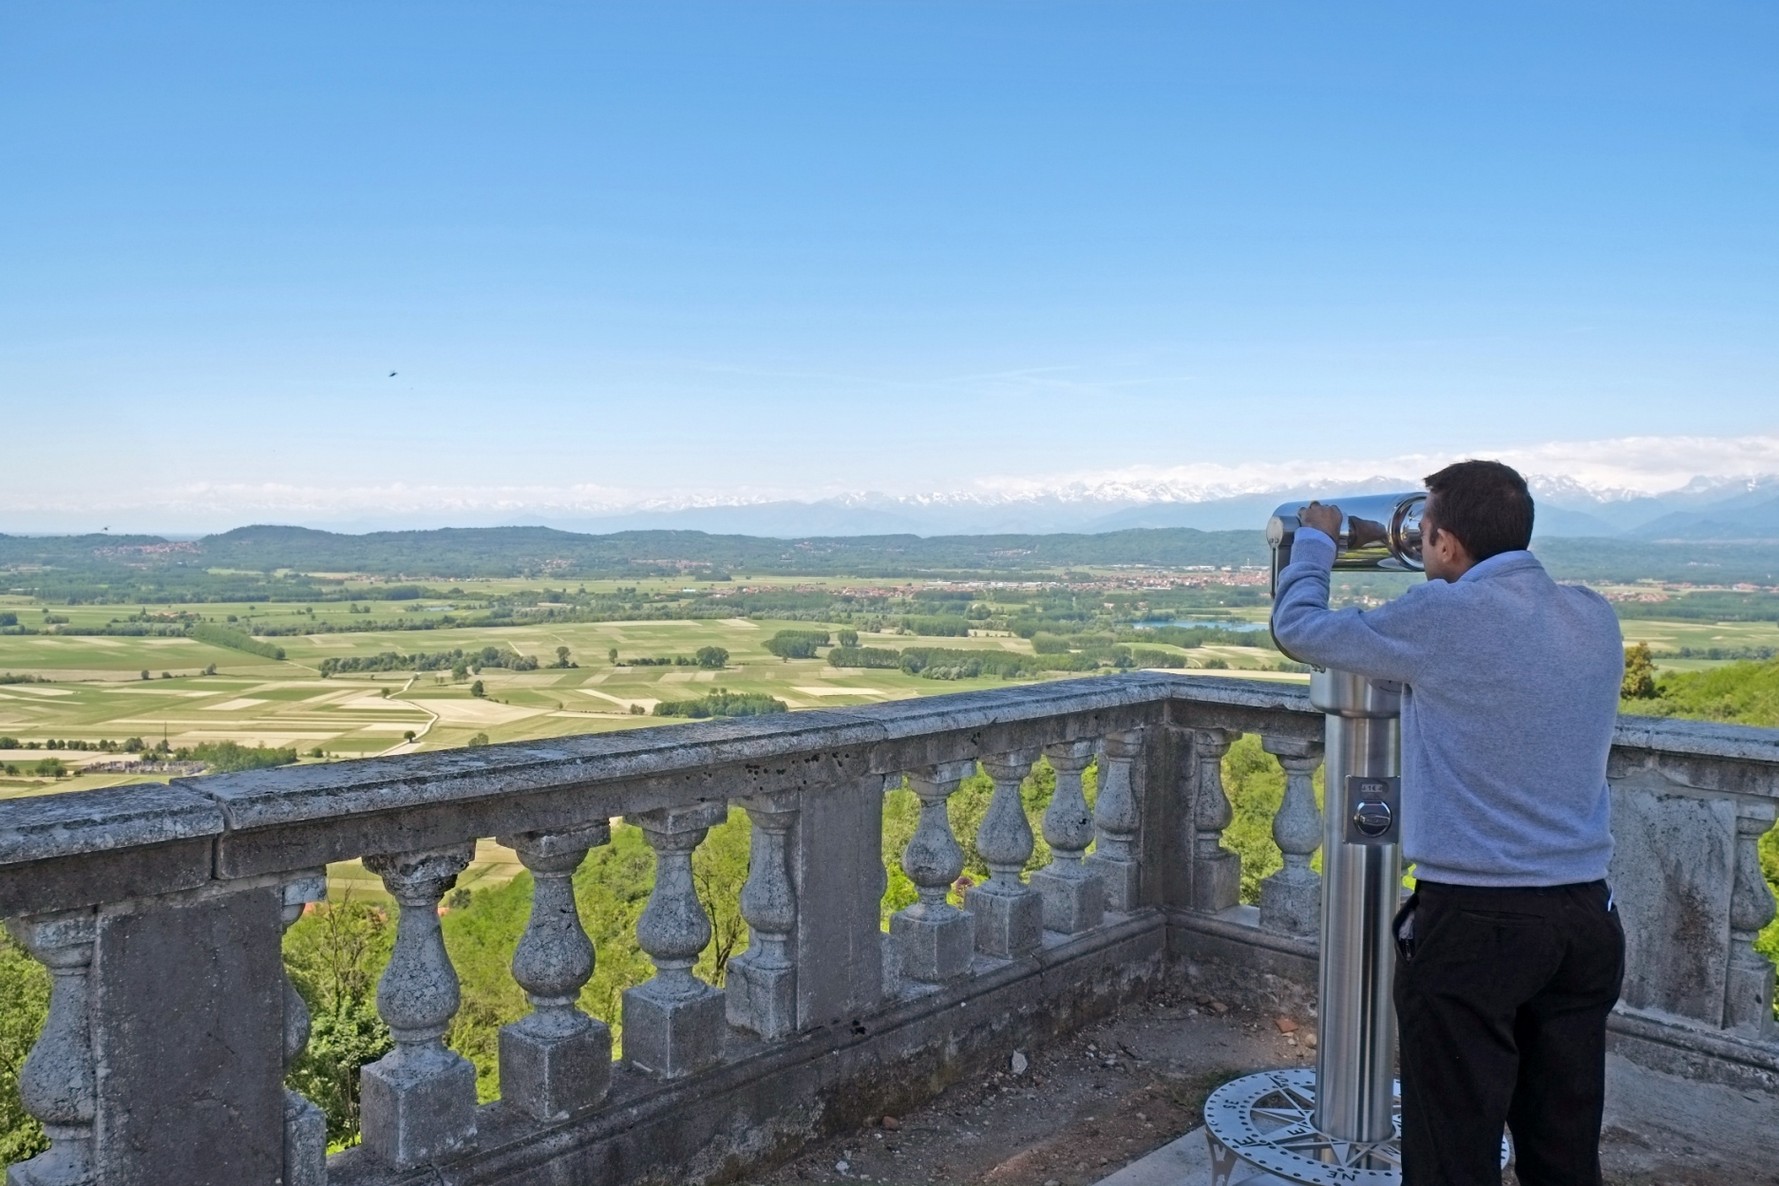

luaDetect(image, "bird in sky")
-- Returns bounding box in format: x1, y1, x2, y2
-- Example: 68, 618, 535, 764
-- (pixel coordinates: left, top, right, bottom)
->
388, 371, 398, 377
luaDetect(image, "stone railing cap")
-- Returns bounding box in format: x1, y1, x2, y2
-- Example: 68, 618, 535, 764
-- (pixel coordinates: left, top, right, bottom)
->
0, 781, 225, 866
3, 674, 1774, 881
180, 707, 891, 831
1613, 712, 1779, 770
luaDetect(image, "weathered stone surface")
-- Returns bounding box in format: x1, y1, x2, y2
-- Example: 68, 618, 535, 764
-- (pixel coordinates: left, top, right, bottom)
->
792, 777, 884, 1027
625, 804, 727, 1078
1257, 872, 1320, 939
499, 1018, 611, 1124
1032, 864, 1106, 935
1033, 741, 1105, 936
4, 909, 96, 1186
620, 981, 726, 1079
728, 793, 799, 1039
726, 953, 798, 1040
971, 751, 1043, 958
1258, 740, 1323, 937
890, 907, 975, 983
361, 843, 479, 1169
282, 1092, 326, 1186
324, 913, 1169, 1186
1608, 769, 1737, 1024
0, 781, 222, 866
892, 763, 977, 982
280, 872, 327, 1186
0, 782, 223, 916
498, 824, 610, 1122
1189, 729, 1241, 915
1090, 732, 1144, 913
360, 1049, 478, 1168
966, 881, 1043, 960
1726, 803, 1779, 1034
93, 887, 285, 1186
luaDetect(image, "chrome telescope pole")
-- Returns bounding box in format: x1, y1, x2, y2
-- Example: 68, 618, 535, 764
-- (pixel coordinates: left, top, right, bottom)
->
1309, 667, 1402, 1146
1202, 492, 1425, 1183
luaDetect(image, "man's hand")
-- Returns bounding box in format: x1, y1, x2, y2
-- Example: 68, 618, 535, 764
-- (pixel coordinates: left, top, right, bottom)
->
1299, 501, 1343, 539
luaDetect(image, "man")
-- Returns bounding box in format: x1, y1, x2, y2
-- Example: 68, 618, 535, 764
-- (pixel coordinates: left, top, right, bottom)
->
1271, 459, 1625, 1186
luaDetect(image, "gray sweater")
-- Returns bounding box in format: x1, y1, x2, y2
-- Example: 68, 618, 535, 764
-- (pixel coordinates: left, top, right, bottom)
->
1272, 527, 1622, 887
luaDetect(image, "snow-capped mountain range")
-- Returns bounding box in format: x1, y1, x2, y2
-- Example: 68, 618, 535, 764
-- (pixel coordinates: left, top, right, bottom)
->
521, 472, 1779, 539
14, 441, 1779, 539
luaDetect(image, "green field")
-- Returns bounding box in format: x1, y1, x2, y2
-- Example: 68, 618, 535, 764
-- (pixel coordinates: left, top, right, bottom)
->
1, 579, 1760, 902
1617, 617, 1779, 671
0, 608, 1286, 801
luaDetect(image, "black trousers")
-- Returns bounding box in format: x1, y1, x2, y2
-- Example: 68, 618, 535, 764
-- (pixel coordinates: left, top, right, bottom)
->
1393, 879, 1624, 1186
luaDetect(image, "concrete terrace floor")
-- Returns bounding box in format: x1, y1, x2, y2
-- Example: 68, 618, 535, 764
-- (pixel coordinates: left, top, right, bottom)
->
750, 987, 1772, 1186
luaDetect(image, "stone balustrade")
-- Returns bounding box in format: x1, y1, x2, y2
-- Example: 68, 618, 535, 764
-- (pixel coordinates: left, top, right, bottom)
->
0, 672, 1774, 1186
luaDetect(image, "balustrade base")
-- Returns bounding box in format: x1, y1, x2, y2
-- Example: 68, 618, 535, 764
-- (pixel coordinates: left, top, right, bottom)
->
499, 1017, 612, 1123
1193, 851, 1242, 917
360, 1051, 479, 1170
726, 956, 797, 1040
1089, 853, 1140, 914
965, 883, 1042, 959
892, 906, 975, 983
284, 1089, 327, 1186
1257, 871, 1320, 938
1032, 865, 1106, 935
622, 982, 725, 1079
5, 1151, 90, 1186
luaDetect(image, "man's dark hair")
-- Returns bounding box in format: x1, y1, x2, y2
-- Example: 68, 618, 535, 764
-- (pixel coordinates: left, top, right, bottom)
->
1422, 459, 1534, 561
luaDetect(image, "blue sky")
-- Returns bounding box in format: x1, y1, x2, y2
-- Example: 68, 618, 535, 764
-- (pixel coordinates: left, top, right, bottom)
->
2, 2, 1776, 530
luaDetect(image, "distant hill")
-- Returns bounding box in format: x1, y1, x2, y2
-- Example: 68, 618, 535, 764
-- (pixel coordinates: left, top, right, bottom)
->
5, 523, 1779, 588
1, 524, 1276, 581
1624, 497, 1779, 542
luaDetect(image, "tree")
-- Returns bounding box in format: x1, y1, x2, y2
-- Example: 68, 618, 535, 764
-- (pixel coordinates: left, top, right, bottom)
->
838, 629, 859, 647
694, 646, 729, 669
282, 899, 395, 1146
1622, 642, 1658, 700
0, 931, 49, 1164
608, 647, 619, 665
469, 680, 486, 698
554, 646, 573, 669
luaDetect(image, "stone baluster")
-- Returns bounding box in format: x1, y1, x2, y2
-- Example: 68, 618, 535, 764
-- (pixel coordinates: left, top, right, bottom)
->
728, 792, 800, 1039
1258, 737, 1324, 936
280, 872, 328, 1186
967, 750, 1043, 959
1088, 731, 1144, 913
1030, 740, 1105, 934
3, 909, 96, 1186
892, 761, 978, 982
497, 822, 613, 1122
1190, 729, 1241, 914
360, 843, 479, 1170
623, 803, 728, 1078
1725, 802, 1779, 1034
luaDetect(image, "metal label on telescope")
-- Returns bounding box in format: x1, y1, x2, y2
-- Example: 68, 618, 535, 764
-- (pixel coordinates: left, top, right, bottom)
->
1345, 775, 1401, 846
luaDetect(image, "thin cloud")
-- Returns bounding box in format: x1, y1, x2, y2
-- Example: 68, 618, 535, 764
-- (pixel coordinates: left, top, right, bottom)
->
8, 433, 1778, 528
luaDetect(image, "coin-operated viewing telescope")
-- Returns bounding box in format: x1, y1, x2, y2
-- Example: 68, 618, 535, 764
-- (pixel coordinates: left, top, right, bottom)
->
1265, 491, 1427, 599
1204, 491, 1500, 1183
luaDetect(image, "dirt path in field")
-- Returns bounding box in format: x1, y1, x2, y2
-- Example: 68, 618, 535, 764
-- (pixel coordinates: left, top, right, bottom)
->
377, 675, 438, 756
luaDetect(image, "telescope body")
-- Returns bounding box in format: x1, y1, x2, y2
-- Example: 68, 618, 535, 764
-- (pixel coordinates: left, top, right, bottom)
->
1266, 491, 1427, 594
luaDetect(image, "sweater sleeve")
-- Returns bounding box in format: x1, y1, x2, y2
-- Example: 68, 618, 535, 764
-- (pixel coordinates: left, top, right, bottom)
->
1270, 528, 1432, 683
